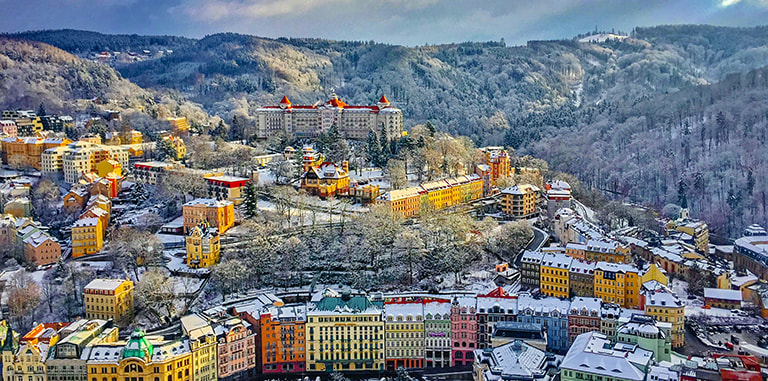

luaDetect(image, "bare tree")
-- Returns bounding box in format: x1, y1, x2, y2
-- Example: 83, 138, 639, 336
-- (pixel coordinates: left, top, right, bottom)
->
135, 268, 176, 323
108, 227, 165, 280
6, 270, 41, 331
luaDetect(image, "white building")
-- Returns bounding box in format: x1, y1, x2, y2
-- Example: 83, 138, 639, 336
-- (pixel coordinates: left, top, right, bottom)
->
254, 94, 402, 141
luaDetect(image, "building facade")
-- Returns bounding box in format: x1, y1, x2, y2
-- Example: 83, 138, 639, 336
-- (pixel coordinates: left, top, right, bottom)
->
72, 217, 104, 258
83, 279, 134, 324
500, 184, 539, 218
182, 199, 235, 234
450, 297, 477, 366
540, 252, 572, 299
305, 291, 385, 372
568, 297, 601, 344
594, 263, 641, 309
423, 301, 451, 368
255, 95, 402, 141
520, 251, 543, 290
568, 259, 595, 297
259, 303, 307, 374
186, 225, 221, 269
384, 302, 424, 370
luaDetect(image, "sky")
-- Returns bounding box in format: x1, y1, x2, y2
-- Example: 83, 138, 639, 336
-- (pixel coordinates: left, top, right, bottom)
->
1, 0, 768, 46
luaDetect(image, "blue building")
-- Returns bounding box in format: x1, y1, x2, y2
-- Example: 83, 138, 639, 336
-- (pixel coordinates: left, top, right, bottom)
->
516, 293, 570, 354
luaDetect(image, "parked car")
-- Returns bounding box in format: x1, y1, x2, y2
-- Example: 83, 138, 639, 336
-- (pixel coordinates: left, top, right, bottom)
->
725, 342, 734, 350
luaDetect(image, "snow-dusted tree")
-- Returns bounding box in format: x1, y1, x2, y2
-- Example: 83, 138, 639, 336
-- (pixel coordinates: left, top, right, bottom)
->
6, 270, 40, 331
386, 159, 407, 190
108, 227, 164, 280
210, 259, 249, 300
395, 228, 424, 286
135, 268, 176, 323
243, 182, 258, 218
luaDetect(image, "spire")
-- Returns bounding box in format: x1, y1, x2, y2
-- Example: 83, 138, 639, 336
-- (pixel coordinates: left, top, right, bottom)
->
1, 323, 14, 352
378, 94, 390, 104
280, 96, 291, 104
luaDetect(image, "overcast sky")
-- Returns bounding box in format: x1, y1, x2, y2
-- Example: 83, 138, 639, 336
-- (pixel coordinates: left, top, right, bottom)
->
2, 0, 768, 46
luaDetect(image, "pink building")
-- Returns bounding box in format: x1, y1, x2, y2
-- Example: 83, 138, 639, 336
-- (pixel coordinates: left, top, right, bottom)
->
450, 296, 477, 366
0, 120, 17, 137
213, 316, 258, 381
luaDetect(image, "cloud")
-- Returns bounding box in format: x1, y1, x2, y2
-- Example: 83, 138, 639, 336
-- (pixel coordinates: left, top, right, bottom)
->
718, 0, 768, 7
173, 0, 442, 22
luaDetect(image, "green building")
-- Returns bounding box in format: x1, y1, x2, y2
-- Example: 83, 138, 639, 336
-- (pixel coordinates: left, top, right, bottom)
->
616, 314, 672, 362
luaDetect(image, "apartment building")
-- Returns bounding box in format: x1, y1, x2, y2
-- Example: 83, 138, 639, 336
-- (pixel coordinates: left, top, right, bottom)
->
384, 302, 425, 370
71, 217, 104, 258
500, 184, 539, 218
182, 198, 235, 234
594, 263, 641, 309
83, 279, 134, 324
305, 290, 385, 372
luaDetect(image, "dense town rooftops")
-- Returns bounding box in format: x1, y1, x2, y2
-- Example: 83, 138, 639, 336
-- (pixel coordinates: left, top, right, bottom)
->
595, 262, 637, 273
617, 314, 667, 339
569, 259, 596, 274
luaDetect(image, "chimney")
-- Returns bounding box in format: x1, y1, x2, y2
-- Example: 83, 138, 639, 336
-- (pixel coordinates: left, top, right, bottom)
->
342, 161, 349, 174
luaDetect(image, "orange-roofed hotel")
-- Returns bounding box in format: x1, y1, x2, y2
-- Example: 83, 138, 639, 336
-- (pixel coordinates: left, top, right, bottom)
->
254, 94, 402, 141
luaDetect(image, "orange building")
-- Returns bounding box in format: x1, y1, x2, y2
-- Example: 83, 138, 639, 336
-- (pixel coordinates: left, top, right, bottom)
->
481, 146, 511, 185
300, 161, 351, 198
167, 117, 189, 133
23, 230, 61, 266
1, 136, 71, 169
259, 303, 307, 374
182, 198, 235, 234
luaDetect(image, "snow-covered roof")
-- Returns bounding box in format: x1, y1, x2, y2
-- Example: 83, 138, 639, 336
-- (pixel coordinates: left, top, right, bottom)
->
561, 331, 652, 381
521, 250, 544, 264
477, 297, 518, 313
424, 301, 451, 317
73, 217, 99, 228
183, 198, 233, 208
595, 262, 637, 274
703, 288, 742, 301
473, 339, 548, 381
569, 259, 596, 274
570, 297, 601, 315
84, 279, 128, 291
385, 302, 424, 319
540, 252, 573, 269
517, 293, 569, 316
644, 289, 683, 308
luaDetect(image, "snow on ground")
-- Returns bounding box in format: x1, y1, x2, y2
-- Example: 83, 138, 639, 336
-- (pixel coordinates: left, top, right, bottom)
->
156, 233, 185, 246
685, 305, 733, 318
171, 277, 205, 295
164, 251, 210, 276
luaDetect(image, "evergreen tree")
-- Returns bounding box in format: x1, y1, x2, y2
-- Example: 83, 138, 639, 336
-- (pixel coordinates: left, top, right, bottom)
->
155, 139, 177, 161
37, 103, 46, 117
365, 129, 380, 167
426, 121, 436, 136
243, 182, 258, 218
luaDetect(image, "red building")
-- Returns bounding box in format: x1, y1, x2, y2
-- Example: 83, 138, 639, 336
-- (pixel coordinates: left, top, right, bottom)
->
205, 175, 252, 205
567, 297, 601, 344
450, 296, 477, 366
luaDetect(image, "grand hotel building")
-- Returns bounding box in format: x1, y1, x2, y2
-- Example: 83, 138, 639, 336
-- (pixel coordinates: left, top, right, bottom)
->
255, 94, 402, 141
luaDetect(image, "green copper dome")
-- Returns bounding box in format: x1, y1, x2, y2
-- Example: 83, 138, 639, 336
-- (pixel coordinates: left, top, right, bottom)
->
122, 329, 153, 359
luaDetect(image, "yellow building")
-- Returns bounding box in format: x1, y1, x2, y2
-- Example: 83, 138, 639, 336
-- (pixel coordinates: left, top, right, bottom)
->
594, 263, 641, 309
666, 210, 709, 253
384, 302, 425, 370
377, 187, 421, 218
540, 253, 573, 299
300, 161, 351, 198
185, 225, 220, 269
45, 141, 130, 184
14, 117, 43, 136
96, 159, 122, 178
167, 117, 189, 133
500, 184, 539, 218
83, 279, 134, 324
180, 315, 217, 381
305, 290, 385, 372
421, 180, 452, 210
642, 284, 685, 348
3, 136, 71, 170
161, 135, 187, 160
85, 329, 192, 381
182, 198, 235, 234
641, 263, 668, 286
72, 217, 104, 258
578, 240, 632, 264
